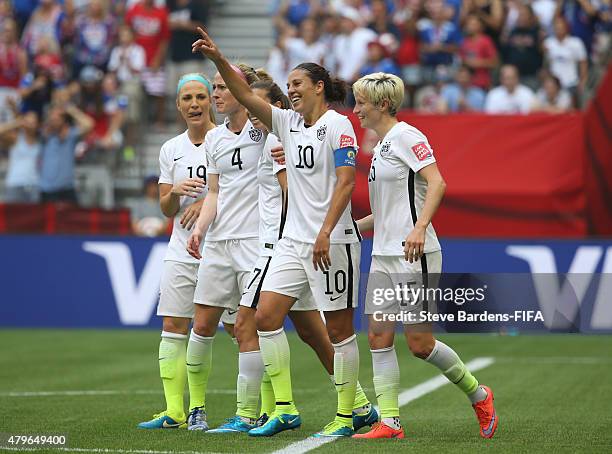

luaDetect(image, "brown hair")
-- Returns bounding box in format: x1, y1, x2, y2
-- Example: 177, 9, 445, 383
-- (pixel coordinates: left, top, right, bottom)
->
293, 62, 346, 104
250, 79, 292, 110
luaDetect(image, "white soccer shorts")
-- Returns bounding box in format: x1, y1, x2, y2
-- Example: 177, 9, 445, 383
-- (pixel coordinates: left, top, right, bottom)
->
194, 239, 259, 312
364, 251, 442, 324
157, 261, 198, 318
260, 237, 360, 312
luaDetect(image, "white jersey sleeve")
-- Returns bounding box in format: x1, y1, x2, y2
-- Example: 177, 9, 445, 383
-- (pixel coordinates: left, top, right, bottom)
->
159, 131, 208, 263
394, 128, 436, 173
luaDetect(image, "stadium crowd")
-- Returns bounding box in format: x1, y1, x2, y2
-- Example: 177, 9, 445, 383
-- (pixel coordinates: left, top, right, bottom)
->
0, 0, 609, 206
268, 0, 611, 112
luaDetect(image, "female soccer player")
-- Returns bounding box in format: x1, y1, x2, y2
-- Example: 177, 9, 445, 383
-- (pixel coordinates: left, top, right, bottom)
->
351, 72, 498, 439
193, 28, 363, 438
185, 64, 266, 431
137, 73, 217, 429
221, 78, 376, 434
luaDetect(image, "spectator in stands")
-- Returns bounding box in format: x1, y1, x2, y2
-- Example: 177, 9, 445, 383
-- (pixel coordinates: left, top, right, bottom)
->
167, 0, 209, 99
320, 12, 340, 70
283, 17, 326, 69
108, 24, 145, 159
18, 60, 55, 118
532, 0, 557, 34
39, 103, 94, 203
418, 0, 462, 78
0, 19, 27, 123
75, 66, 126, 164
460, 0, 504, 47
367, 0, 401, 38
485, 64, 535, 113
460, 14, 498, 89
502, 3, 544, 89
71, 0, 117, 78
414, 65, 451, 113
556, 0, 600, 53
0, 111, 42, 203
359, 34, 401, 77
125, 0, 170, 129
0, 0, 14, 34
275, 0, 323, 30
395, 2, 420, 101
532, 73, 573, 112
332, 6, 377, 84
130, 174, 169, 237
20, 0, 64, 58
544, 16, 588, 93
440, 64, 486, 112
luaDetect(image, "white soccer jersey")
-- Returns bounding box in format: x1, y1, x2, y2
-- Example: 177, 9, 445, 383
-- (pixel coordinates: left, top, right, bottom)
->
271, 106, 360, 244
205, 119, 264, 241
257, 133, 286, 253
369, 122, 441, 256
159, 131, 208, 263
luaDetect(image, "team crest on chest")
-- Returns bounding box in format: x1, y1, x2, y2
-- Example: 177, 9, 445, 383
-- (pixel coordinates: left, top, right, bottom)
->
249, 128, 263, 142
317, 125, 327, 141
380, 141, 391, 158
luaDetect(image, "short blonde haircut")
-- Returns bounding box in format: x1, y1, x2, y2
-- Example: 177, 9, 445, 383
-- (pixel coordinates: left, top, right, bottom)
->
352, 72, 404, 116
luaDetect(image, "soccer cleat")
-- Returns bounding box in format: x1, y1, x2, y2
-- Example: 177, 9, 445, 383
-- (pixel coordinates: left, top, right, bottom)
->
352, 422, 405, 439
256, 413, 269, 427
248, 413, 301, 437
353, 405, 379, 431
313, 420, 355, 438
137, 412, 184, 429
473, 385, 498, 439
207, 415, 255, 433
187, 406, 209, 431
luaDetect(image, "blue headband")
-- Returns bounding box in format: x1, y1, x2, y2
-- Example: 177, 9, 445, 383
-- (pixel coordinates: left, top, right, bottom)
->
177, 74, 213, 95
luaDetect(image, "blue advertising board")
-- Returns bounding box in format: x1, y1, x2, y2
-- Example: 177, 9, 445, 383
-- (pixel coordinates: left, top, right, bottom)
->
0, 235, 610, 332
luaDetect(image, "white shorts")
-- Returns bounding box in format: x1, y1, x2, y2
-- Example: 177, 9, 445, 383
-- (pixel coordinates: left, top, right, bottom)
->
239, 254, 318, 311
157, 261, 198, 318
364, 251, 442, 325
261, 237, 360, 312
194, 239, 259, 312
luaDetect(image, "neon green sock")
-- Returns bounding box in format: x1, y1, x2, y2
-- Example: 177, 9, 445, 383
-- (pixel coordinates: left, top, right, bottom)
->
159, 332, 187, 421
372, 346, 400, 419
186, 331, 214, 410
333, 335, 359, 427
426, 340, 479, 395
353, 381, 370, 411
260, 371, 276, 416
258, 328, 298, 415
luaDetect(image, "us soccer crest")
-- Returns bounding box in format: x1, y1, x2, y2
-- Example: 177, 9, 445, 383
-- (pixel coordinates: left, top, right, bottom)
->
317, 125, 327, 141
249, 128, 263, 142
380, 142, 391, 157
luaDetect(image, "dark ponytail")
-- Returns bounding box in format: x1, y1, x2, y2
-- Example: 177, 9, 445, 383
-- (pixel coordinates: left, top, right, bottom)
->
294, 62, 346, 104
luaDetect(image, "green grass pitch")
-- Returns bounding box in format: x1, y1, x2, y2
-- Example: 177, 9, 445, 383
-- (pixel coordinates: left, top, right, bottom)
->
1, 330, 611, 453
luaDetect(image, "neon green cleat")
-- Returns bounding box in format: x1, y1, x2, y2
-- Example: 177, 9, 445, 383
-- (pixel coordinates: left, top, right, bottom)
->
313, 420, 355, 438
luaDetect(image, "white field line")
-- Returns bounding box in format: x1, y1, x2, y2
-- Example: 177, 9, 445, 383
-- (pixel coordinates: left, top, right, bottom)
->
270, 357, 495, 454
0, 388, 324, 398
0, 448, 223, 454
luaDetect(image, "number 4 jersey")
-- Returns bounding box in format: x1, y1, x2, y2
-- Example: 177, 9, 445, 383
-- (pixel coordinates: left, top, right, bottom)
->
204, 119, 264, 241
271, 106, 361, 245
159, 130, 208, 263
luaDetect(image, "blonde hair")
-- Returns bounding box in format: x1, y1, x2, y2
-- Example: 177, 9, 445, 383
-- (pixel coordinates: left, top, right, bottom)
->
352, 72, 404, 116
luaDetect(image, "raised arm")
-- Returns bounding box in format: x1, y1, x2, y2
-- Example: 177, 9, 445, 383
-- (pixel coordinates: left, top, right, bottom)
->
192, 27, 273, 129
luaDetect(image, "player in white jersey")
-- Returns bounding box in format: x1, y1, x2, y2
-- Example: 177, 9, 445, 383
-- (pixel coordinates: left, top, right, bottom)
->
222, 77, 376, 433
193, 28, 363, 438
185, 64, 266, 432
352, 73, 498, 440
138, 73, 218, 430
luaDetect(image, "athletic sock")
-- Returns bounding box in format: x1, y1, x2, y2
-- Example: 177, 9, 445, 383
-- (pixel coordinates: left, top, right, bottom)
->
236, 350, 264, 420
260, 370, 276, 416
258, 328, 298, 415
186, 330, 214, 410
372, 346, 400, 420
332, 334, 359, 427
159, 331, 187, 421
331, 375, 371, 415
425, 340, 487, 403
382, 417, 402, 430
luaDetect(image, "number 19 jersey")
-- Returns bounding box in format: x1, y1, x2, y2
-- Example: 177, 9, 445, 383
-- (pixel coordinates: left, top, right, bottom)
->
271, 106, 360, 244
204, 119, 264, 241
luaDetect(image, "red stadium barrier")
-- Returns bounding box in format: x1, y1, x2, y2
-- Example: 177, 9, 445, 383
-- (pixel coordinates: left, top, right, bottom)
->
347, 111, 589, 238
